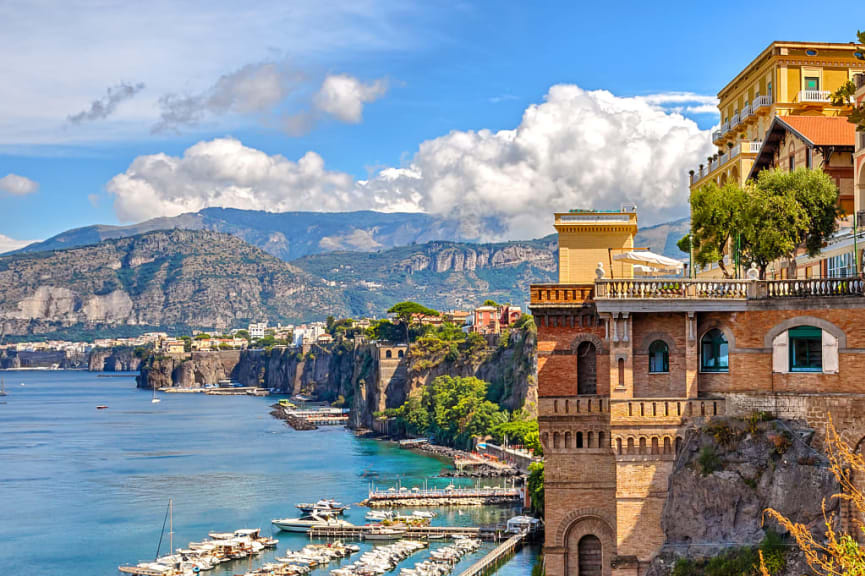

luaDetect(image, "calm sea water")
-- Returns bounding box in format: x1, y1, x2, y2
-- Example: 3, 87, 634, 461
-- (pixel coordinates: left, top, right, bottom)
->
0, 371, 538, 576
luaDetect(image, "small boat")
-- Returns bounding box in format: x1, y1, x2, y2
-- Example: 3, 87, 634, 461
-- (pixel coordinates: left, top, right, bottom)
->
363, 527, 406, 541
296, 498, 349, 515
152, 383, 160, 404
271, 513, 354, 533
97, 405, 109, 410
0, 377, 7, 397
365, 510, 394, 522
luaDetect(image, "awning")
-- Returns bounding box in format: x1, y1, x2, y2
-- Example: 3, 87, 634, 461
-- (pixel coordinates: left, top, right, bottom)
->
613, 250, 684, 273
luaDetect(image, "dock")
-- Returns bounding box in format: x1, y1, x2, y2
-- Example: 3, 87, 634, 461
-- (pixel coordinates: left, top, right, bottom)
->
456, 531, 528, 576
364, 486, 522, 507
307, 524, 495, 541
272, 405, 351, 430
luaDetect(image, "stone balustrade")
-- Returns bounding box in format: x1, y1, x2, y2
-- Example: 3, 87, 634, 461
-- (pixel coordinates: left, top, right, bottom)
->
586, 278, 864, 301
530, 283, 594, 305
609, 397, 725, 425
539, 395, 609, 416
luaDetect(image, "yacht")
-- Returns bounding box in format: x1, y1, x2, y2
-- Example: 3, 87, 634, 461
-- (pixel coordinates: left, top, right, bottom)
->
271, 513, 353, 533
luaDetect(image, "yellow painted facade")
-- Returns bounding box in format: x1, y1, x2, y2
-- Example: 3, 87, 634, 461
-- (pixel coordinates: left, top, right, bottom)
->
690, 41, 865, 191
554, 210, 637, 283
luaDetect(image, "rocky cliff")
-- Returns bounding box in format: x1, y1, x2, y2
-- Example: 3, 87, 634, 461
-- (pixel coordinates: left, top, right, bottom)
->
88, 346, 148, 372
646, 415, 839, 576
137, 326, 538, 427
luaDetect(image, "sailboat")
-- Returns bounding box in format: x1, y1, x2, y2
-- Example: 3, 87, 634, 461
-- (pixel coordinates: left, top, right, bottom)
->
0, 377, 6, 397
151, 384, 160, 404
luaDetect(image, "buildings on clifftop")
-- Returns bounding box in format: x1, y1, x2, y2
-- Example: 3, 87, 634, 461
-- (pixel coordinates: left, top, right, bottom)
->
688, 41, 865, 279
530, 207, 865, 576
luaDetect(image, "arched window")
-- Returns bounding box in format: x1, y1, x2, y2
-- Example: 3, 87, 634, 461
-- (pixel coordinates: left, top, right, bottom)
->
789, 326, 822, 372
648, 340, 669, 373
385, 350, 392, 359
700, 329, 729, 372
398, 350, 404, 358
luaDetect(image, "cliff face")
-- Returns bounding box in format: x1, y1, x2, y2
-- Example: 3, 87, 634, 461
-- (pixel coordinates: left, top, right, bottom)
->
647, 416, 839, 576
88, 346, 147, 372
136, 328, 538, 427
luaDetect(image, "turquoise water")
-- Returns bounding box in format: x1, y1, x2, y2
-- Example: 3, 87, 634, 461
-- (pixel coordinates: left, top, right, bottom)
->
0, 371, 538, 576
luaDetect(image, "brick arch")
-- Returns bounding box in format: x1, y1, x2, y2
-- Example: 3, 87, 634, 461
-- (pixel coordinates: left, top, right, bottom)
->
559, 511, 616, 576
639, 331, 677, 354
555, 508, 615, 547
571, 333, 606, 354
698, 323, 736, 350
763, 316, 847, 348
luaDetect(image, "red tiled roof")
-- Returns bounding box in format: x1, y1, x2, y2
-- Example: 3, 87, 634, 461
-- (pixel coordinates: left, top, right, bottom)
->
778, 116, 856, 147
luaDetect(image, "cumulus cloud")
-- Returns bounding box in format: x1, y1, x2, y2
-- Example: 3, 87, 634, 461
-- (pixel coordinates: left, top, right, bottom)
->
0, 173, 39, 196
0, 234, 36, 253
313, 74, 388, 123
67, 82, 145, 124
154, 61, 301, 133
106, 138, 358, 221
108, 85, 715, 238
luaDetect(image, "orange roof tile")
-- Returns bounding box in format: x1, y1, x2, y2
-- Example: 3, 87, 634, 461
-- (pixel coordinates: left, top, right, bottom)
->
779, 116, 856, 147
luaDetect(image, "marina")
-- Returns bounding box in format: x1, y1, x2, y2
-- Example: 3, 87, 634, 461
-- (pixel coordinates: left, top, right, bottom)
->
0, 372, 537, 576
363, 485, 522, 508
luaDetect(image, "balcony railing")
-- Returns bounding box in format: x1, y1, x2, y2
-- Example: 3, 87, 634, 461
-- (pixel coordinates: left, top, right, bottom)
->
530, 283, 594, 305
797, 90, 831, 103
588, 278, 864, 301
742, 141, 762, 154
730, 112, 741, 128
540, 395, 609, 416
595, 279, 749, 300
752, 94, 772, 111
610, 398, 725, 421
711, 129, 723, 143
689, 140, 762, 186
721, 120, 730, 133
741, 103, 752, 119
760, 278, 865, 298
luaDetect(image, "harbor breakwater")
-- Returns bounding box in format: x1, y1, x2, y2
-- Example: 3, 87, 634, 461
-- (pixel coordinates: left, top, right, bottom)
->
137, 325, 537, 429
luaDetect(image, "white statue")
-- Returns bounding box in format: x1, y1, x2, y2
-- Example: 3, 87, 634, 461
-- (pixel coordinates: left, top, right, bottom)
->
595, 262, 606, 280
746, 262, 759, 280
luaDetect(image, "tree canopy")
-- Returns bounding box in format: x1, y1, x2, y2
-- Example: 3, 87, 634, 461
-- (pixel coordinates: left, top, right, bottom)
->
386, 301, 440, 349
689, 169, 840, 278
830, 30, 865, 133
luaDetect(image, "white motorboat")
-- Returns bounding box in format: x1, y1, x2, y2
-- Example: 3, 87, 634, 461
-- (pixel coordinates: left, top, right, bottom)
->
271, 513, 354, 533
365, 510, 394, 522
363, 527, 406, 541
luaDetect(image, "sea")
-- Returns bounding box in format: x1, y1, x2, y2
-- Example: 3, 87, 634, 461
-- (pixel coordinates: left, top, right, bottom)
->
0, 371, 539, 576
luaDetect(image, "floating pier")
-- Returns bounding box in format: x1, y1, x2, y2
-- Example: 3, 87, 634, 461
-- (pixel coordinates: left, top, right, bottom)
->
307, 524, 494, 541
271, 405, 351, 430
363, 486, 522, 508
456, 531, 528, 576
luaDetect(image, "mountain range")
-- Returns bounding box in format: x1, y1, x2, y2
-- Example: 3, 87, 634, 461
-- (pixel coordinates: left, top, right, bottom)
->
0, 210, 689, 337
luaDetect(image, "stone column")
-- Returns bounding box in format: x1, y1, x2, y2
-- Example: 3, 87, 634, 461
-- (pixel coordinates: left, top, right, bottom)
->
685, 312, 698, 398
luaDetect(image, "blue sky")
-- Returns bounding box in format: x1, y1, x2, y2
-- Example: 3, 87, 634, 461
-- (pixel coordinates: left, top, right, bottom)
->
0, 0, 862, 248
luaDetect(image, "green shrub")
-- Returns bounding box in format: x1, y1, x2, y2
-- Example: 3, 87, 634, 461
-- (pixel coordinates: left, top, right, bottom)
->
759, 530, 786, 574
671, 558, 698, 576
698, 445, 722, 476
707, 422, 737, 448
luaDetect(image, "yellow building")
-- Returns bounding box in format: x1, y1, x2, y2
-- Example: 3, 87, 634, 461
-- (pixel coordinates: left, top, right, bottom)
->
689, 41, 865, 191
554, 208, 638, 283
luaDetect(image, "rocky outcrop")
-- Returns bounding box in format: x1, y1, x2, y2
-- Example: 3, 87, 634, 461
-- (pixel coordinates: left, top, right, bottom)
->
88, 346, 148, 372
136, 326, 538, 426
646, 416, 840, 576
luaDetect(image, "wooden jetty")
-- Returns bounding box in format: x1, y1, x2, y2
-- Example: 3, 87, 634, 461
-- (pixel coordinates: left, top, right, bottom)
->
456, 531, 528, 576
307, 524, 495, 541
363, 486, 522, 507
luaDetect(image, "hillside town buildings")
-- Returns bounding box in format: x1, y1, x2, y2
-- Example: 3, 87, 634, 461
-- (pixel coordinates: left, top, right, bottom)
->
531, 207, 865, 576
470, 304, 523, 335
688, 41, 865, 279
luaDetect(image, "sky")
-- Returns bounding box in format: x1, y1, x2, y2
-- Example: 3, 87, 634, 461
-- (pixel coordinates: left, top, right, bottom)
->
0, 0, 863, 251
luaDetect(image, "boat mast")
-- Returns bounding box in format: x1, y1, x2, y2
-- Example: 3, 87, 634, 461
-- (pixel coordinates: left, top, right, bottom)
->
169, 498, 173, 555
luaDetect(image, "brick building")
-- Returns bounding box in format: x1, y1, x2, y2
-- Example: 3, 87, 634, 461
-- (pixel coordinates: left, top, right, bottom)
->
531, 209, 865, 576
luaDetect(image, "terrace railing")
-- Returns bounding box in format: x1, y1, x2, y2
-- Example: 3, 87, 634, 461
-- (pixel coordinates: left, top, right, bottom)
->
594, 279, 749, 300
758, 278, 865, 298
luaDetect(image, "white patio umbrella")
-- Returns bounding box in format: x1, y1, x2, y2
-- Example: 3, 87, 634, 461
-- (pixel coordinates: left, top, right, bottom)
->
613, 250, 685, 273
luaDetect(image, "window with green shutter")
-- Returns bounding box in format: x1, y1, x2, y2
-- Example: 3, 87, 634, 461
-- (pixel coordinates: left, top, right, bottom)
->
789, 326, 822, 372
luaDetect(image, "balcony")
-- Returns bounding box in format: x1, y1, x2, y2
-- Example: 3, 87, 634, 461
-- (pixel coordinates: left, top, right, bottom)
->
730, 112, 741, 128
530, 283, 594, 306
797, 90, 831, 103
752, 94, 772, 111
689, 140, 762, 186
711, 129, 723, 144
591, 278, 865, 301
740, 103, 752, 120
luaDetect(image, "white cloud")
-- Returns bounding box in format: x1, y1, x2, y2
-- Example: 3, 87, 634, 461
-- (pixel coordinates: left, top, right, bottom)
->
313, 74, 388, 123
0, 174, 39, 196
106, 138, 358, 222
107, 85, 715, 237
0, 234, 37, 254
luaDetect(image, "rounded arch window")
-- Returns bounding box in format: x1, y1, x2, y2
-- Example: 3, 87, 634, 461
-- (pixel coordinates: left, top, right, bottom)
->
700, 329, 729, 372
648, 340, 669, 373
